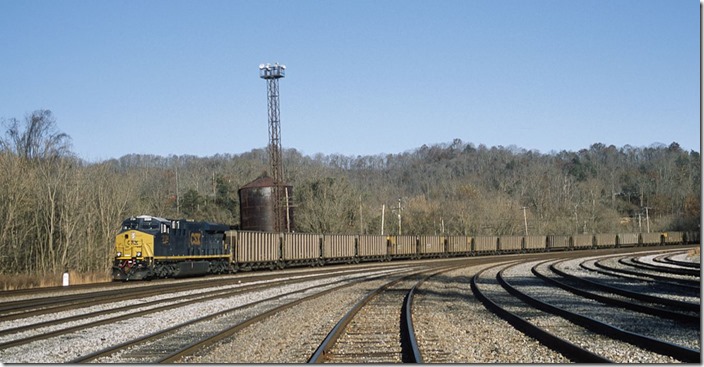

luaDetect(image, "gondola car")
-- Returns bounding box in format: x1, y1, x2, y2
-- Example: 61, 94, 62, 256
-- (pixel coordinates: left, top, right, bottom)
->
113, 215, 231, 280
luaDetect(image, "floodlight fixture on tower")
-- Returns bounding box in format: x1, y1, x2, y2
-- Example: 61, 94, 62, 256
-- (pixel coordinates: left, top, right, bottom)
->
259, 63, 286, 79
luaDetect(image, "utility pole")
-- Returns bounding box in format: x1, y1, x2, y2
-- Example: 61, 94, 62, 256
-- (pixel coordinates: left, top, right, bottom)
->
521, 206, 528, 236
175, 160, 180, 216
391, 198, 403, 235
397, 198, 402, 236
359, 195, 363, 234
381, 204, 385, 235
285, 187, 291, 233
644, 207, 651, 233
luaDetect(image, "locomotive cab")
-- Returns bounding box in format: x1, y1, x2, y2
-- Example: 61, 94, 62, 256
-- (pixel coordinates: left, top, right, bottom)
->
112, 215, 164, 280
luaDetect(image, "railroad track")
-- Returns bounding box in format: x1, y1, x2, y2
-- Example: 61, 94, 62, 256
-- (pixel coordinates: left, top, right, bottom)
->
0, 279, 246, 322
628, 255, 700, 276
499, 260, 699, 362
655, 251, 700, 269
0, 264, 411, 319
548, 259, 700, 315
73, 270, 399, 363
1, 248, 698, 363
0, 274, 324, 351
471, 260, 700, 363
411, 261, 572, 363
470, 262, 612, 363
592, 254, 700, 287
580, 256, 701, 296
184, 255, 574, 363
0, 266, 413, 363
308, 268, 447, 363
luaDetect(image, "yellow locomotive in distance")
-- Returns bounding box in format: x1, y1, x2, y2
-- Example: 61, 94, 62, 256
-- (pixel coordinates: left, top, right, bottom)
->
113, 215, 232, 280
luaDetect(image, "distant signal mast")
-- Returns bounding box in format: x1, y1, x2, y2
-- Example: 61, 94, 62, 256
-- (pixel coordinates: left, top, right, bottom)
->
259, 62, 287, 232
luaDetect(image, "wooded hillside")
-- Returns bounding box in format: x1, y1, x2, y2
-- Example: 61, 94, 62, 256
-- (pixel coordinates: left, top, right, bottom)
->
1, 110, 700, 276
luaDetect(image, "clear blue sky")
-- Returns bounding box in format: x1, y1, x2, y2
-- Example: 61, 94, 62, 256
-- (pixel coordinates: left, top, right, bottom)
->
0, 0, 699, 161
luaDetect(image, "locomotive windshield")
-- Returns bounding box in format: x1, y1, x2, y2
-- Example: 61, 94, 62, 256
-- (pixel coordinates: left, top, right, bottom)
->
122, 220, 139, 230
121, 216, 165, 231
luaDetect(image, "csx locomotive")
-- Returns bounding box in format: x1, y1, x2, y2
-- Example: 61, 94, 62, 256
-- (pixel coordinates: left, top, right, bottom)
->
112, 215, 231, 280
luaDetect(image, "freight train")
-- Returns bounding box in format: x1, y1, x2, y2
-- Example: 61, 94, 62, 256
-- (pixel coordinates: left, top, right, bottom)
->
112, 215, 699, 280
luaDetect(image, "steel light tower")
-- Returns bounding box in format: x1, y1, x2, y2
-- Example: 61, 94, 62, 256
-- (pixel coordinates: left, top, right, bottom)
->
259, 63, 287, 232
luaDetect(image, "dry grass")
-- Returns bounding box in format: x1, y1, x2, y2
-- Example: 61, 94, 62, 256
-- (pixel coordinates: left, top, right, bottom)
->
0, 271, 112, 291
686, 247, 700, 260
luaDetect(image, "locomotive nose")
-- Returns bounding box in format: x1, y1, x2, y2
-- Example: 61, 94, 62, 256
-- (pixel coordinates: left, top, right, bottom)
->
116, 231, 145, 259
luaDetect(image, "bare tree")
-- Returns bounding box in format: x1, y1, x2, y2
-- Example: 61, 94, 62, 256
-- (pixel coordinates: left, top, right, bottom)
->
1, 110, 72, 160
295, 174, 360, 234
0, 152, 34, 271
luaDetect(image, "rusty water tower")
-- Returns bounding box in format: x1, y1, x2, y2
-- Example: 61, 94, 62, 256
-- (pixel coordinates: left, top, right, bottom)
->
239, 175, 294, 232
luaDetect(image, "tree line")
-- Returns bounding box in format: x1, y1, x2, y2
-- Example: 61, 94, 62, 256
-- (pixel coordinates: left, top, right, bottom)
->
0, 110, 700, 276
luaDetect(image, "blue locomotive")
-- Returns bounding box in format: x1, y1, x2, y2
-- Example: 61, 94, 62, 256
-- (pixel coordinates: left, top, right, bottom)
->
112, 215, 231, 280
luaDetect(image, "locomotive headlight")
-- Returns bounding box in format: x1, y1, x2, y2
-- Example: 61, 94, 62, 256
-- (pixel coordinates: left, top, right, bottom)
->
116, 252, 122, 257
136, 252, 142, 257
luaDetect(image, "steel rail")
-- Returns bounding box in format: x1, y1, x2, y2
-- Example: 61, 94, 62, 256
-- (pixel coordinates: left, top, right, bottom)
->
403, 280, 424, 363
627, 256, 700, 276
470, 263, 611, 363
0, 265, 415, 318
0, 283, 273, 351
156, 271, 403, 364
307, 273, 414, 363
556, 261, 699, 312
6, 271, 373, 352
594, 257, 699, 286
0, 275, 279, 319
0, 267, 396, 338
71, 271, 394, 363
584, 258, 700, 292
658, 252, 700, 269
497, 267, 700, 363
401, 267, 459, 363
0, 280, 281, 338
532, 260, 698, 324
0, 282, 119, 298
0, 285, 150, 317
307, 266, 455, 364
